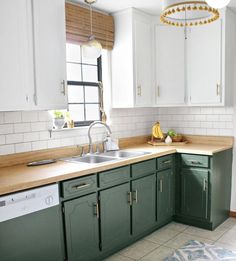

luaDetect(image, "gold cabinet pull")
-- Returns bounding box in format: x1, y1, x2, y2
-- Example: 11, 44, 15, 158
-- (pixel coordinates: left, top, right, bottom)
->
137, 85, 142, 96
73, 183, 91, 190
128, 192, 132, 206
94, 202, 99, 219
162, 160, 171, 165
203, 178, 207, 192
61, 80, 66, 96
159, 179, 163, 193
188, 160, 202, 165
132, 190, 138, 204
156, 85, 160, 97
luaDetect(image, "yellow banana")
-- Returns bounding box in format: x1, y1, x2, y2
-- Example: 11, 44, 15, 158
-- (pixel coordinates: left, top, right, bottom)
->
152, 122, 164, 139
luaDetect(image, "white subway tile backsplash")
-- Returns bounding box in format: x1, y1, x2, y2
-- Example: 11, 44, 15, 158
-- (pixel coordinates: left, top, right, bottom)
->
38, 111, 51, 122
206, 128, 220, 135
0, 124, 14, 135
22, 111, 38, 122
31, 122, 47, 132
0, 135, 5, 145
15, 143, 32, 153
4, 112, 22, 123
0, 144, 15, 155
32, 141, 48, 151
24, 132, 40, 142
6, 134, 24, 144
14, 123, 31, 133
47, 139, 61, 149
39, 131, 51, 140
0, 113, 4, 124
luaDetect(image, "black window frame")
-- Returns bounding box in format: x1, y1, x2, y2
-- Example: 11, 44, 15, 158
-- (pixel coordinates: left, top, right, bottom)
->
67, 52, 102, 127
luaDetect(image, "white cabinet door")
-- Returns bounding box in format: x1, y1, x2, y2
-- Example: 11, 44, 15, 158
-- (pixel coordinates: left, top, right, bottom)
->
134, 18, 153, 107
0, 0, 34, 111
154, 25, 186, 106
187, 20, 222, 105
32, 0, 67, 110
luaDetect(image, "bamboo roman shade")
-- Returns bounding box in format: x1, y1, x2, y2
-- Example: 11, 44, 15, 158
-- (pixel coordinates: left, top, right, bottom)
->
65, 2, 114, 50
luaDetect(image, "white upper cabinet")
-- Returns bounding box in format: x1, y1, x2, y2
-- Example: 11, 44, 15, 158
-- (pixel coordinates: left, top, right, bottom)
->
111, 9, 153, 108
0, 0, 67, 111
0, 0, 34, 111
154, 25, 186, 106
32, 0, 67, 110
187, 21, 222, 105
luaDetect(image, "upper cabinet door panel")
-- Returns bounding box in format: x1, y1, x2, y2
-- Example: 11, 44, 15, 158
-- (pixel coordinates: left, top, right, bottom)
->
134, 18, 153, 107
0, 0, 34, 111
187, 20, 222, 105
32, 0, 67, 110
154, 25, 185, 106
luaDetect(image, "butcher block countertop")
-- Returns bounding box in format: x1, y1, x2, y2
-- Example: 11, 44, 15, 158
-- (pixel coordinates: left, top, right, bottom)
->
0, 134, 233, 196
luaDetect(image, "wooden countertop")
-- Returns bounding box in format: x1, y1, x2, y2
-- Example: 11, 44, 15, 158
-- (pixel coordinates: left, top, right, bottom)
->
0, 142, 232, 196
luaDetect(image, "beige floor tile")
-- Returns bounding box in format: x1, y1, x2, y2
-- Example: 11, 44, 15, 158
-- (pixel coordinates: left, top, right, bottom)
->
105, 254, 135, 261
140, 246, 175, 261
183, 225, 226, 241
217, 229, 236, 246
216, 218, 236, 230
164, 222, 189, 232
214, 241, 236, 252
164, 232, 214, 249
144, 227, 180, 244
118, 239, 159, 260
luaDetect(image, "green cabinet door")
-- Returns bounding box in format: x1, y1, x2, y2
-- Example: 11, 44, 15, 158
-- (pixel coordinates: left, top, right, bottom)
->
100, 183, 131, 252
181, 168, 209, 220
157, 169, 174, 225
64, 193, 100, 261
132, 174, 156, 236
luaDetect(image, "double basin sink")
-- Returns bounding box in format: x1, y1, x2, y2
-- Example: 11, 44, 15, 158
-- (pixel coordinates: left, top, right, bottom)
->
63, 150, 151, 164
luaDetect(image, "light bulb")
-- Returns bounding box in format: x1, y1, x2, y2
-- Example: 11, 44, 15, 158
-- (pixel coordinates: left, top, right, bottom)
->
82, 36, 102, 59
206, 0, 231, 8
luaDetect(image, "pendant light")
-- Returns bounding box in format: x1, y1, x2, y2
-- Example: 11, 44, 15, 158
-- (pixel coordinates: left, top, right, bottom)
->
82, 0, 102, 59
160, 0, 220, 27
206, 0, 231, 9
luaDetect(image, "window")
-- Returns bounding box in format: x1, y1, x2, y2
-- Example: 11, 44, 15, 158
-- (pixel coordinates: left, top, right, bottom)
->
66, 43, 102, 127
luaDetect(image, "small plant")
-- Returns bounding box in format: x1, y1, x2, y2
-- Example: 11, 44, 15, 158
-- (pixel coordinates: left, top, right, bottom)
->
167, 129, 177, 137
53, 110, 64, 119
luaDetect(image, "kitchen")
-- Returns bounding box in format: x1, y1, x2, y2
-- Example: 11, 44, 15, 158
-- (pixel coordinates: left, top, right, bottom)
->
0, 0, 236, 260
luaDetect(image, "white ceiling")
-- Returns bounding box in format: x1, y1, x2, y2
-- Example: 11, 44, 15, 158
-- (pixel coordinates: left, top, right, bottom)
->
74, 0, 236, 15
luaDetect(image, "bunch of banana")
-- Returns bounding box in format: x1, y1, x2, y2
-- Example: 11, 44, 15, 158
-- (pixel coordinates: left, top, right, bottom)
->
152, 122, 164, 140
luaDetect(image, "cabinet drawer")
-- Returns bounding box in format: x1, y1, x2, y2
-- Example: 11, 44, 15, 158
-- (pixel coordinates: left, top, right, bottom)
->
62, 175, 97, 198
99, 166, 130, 188
132, 159, 156, 179
181, 154, 209, 168
157, 155, 173, 171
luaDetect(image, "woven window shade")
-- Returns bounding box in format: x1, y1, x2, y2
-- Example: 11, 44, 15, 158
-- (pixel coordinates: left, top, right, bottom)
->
65, 2, 114, 50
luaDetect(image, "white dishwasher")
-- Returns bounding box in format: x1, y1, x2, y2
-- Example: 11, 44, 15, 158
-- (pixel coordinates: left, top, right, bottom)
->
0, 184, 65, 261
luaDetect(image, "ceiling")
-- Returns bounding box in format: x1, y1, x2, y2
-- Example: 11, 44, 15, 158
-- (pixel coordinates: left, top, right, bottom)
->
74, 0, 236, 15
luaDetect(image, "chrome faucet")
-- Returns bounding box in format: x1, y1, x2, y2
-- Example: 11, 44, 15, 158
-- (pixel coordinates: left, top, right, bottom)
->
88, 121, 112, 154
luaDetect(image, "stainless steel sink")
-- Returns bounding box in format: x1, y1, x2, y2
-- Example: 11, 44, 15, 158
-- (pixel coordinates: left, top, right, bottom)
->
64, 154, 118, 164
100, 150, 151, 158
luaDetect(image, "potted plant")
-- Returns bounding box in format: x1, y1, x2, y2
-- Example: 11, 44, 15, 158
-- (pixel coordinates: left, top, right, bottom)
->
53, 110, 65, 129
167, 129, 182, 142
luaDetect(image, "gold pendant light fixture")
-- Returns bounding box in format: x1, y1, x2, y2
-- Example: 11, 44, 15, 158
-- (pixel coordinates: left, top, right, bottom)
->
82, 0, 102, 59
160, 0, 220, 27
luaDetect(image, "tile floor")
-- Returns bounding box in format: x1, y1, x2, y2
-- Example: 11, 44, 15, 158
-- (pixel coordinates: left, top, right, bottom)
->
105, 218, 236, 261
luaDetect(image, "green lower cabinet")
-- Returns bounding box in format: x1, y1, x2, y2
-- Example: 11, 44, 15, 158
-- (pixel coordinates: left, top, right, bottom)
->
180, 168, 209, 220
157, 169, 174, 226
132, 174, 156, 236
64, 193, 100, 261
100, 183, 131, 253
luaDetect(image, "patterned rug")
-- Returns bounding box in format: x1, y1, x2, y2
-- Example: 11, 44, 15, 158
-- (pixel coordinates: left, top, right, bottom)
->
163, 240, 236, 260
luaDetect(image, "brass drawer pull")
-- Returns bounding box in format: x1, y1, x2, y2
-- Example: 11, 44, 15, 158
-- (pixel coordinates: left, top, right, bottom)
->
132, 190, 138, 204
203, 178, 207, 192
128, 192, 132, 206
159, 179, 163, 193
73, 183, 91, 190
162, 160, 171, 164
188, 160, 202, 165
94, 202, 99, 219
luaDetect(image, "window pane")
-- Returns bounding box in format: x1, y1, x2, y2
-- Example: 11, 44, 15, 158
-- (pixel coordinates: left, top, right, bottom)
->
82, 65, 98, 82
85, 104, 100, 121
68, 85, 84, 103
66, 43, 81, 63
81, 50, 98, 65
67, 63, 82, 81
69, 105, 85, 121
85, 86, 99, 103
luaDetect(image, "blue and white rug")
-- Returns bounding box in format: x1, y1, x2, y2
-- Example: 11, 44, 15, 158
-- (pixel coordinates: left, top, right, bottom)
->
163, 240, 236, 260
